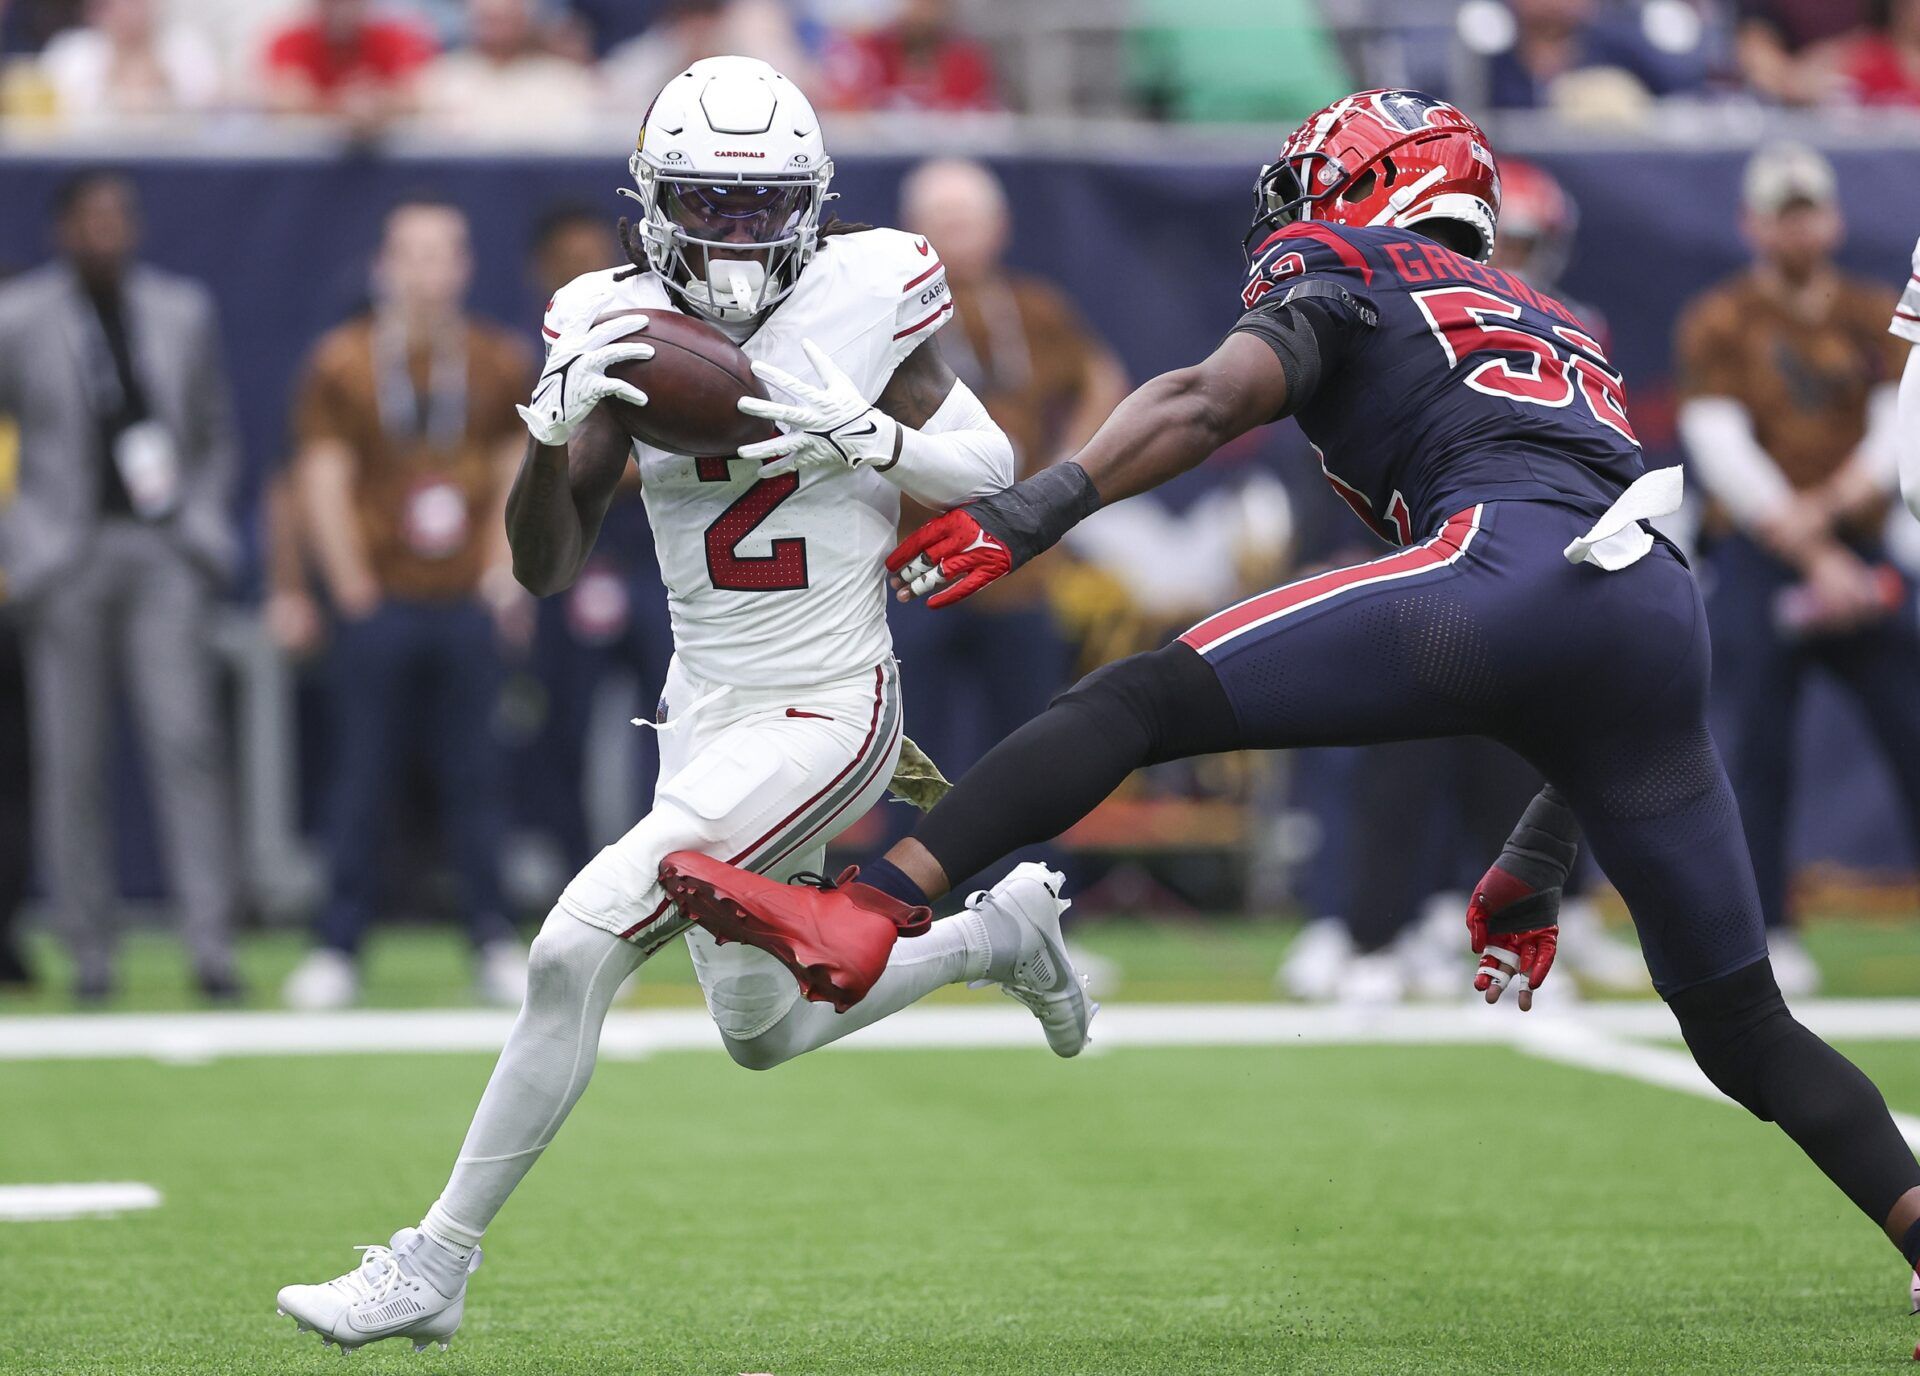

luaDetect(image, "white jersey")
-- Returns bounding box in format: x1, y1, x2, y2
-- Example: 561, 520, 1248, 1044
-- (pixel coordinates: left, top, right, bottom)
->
544, 228, 954, 689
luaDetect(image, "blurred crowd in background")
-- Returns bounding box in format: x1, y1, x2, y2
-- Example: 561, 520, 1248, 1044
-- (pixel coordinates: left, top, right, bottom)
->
0, 1, 1916, 1013
3, 0, 1920, 135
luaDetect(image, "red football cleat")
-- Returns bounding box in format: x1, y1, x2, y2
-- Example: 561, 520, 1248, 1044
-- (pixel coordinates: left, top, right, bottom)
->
657, 853, 932, 1012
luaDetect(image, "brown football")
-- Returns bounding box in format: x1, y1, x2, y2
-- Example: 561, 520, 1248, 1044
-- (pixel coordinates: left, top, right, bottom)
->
594, 307, 777, 456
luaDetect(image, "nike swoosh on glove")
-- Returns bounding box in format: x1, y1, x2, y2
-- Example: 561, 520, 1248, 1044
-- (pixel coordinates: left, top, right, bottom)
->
885, 509, 1012, 608
518, 313, 654, 447
736, 339, 900, 477
1466, 785, 1580, 1011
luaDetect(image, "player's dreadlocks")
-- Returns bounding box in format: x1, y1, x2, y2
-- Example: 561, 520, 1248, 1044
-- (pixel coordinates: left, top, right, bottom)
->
613, 216, 873, 282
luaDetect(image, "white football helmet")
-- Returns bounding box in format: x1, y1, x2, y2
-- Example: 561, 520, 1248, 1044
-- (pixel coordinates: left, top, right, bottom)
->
623, 56, 834, 326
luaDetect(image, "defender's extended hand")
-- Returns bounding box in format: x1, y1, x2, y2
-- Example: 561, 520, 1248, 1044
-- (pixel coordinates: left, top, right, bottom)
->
886, 509, 1013, 608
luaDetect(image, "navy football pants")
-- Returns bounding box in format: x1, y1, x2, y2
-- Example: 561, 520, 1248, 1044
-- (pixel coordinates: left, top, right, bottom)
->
921, 500, 1766, 997
1180, 500, 1762, 996
909, 499, 1920, 1238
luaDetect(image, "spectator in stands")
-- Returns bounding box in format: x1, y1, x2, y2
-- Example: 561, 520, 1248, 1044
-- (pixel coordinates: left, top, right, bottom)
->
601, 0, 811, 111
1674, 144, 1917, 997
0, 173, 242, 1002
0, 390, 30, 989
1477, 0, 1707, 110
1, 0, 83, 55
891, 158, 1124, 773
36, 0, 220, 122
1841, 0, 1920, 105
417, 0, 596, 139
283, 197, 533, 1012
260, 0, 434, 129
825, 0, 997, 112
515, 205, 674, 873
1736, 0, 1866, 105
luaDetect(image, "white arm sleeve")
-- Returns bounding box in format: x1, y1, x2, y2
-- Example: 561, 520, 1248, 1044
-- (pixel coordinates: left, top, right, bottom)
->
1856, 381, 1902, 492
1900, 347, 1920, 521
1676, 395, 1795, 529
880, 377, 1015, 510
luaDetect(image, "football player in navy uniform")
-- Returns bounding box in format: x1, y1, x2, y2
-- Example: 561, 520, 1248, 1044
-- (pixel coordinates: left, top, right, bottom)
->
659, 91, 1920, 1284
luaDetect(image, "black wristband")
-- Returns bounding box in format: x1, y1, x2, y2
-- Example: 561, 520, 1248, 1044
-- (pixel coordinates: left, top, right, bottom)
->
1485, 784, 1582, 936
967, 461, 1103, 569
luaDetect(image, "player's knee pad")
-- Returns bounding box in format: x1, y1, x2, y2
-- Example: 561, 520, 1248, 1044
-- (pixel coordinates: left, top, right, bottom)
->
1667, 956, 1798, 1120
688, 929, 803, 1050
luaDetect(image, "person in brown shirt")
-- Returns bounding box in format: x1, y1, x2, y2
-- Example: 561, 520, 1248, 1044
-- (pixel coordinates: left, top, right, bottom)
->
1673, 142, 1919, 995
896, 157, 1127, 773
283, 196, 534, 1011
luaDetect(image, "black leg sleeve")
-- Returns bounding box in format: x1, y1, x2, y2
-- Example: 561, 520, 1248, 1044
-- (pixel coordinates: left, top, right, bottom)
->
1671, 958, 1920, 1230
914, 642, 1239, 891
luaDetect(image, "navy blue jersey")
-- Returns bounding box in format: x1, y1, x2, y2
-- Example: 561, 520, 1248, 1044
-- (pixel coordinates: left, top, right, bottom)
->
1232, 221, 1645, 546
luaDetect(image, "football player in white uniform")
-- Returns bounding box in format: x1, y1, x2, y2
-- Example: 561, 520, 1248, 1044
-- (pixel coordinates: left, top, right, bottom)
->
1893, 234, 1920, 521
274, 56, 1094, 1354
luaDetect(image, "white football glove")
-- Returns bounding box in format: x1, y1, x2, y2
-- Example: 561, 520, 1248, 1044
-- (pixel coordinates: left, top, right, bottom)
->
516, 313, 654, 447
737, 339, 900, 478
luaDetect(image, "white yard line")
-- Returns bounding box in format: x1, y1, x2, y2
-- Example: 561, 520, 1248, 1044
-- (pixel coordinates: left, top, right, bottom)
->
0, 1183, 163, 1222
1513, 1017, 1920, 1149
5, 999, 1920, 1062
9, 1002, 1920, 1149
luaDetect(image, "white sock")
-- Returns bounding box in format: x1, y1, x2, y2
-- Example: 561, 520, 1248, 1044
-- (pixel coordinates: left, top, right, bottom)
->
419, 908, 642, 1264
722, 914, 982, 1069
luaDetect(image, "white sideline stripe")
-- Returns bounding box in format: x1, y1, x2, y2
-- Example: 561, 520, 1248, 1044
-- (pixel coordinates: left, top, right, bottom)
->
1513, 1020, 1920, 1151
8, 999, 1920, 1062
0, 1182, 162, 1221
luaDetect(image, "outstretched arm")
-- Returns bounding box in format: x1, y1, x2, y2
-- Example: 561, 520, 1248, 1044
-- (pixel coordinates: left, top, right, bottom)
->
889, 325, 1307, 607
1066, 332, 1288, 503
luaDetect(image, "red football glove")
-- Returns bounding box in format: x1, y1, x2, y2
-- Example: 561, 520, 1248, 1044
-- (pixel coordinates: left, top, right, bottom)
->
1466, 864, 1559, 1012
1465, 785, 1579, 1012
885, 509, 1013, 609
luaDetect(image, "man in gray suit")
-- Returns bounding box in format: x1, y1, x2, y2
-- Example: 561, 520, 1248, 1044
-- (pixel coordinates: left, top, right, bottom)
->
0, 172, 242, 1000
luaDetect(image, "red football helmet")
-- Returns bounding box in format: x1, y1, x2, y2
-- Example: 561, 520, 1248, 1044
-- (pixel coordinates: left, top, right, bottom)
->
1247, 89, 1501, 263
1489, 157, 1576, 289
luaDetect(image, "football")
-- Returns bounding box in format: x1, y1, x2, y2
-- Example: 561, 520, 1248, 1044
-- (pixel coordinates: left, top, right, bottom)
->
594, 307, 777, 456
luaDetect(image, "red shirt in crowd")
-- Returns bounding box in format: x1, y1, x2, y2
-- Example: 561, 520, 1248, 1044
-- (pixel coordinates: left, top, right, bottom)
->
263, 16, 436, 101
829, 28, 998, 112
1843, 34, 1920, 105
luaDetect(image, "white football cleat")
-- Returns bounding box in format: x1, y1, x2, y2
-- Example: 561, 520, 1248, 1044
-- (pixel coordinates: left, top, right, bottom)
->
1555, 898, 1647, 993
282, 948, 359, 1011
276, 1228, 478, 1355
1768, 931, 1822, 999
1334, 948, 1408, 1006
474, 939, 529, 1008
1277, 917, 1354, 1002
969, 863, 1096, 1058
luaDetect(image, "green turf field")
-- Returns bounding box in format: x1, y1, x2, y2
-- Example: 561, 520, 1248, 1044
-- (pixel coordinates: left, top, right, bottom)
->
7, 920, 1920, 1373
3, 1038, 1919, 1375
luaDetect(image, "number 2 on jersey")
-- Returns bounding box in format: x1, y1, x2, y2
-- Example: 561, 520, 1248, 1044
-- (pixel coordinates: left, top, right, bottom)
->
1412, 284, 1638, 445
695, 455, 810, 592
